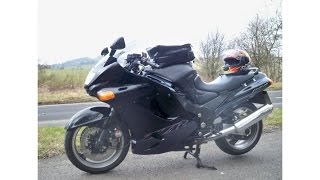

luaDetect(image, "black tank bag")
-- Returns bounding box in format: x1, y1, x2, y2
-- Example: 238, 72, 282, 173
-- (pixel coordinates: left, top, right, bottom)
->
147, 44, 195, 68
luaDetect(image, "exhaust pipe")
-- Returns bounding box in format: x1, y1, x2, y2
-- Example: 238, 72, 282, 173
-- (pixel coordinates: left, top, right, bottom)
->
206, 104, 273, 141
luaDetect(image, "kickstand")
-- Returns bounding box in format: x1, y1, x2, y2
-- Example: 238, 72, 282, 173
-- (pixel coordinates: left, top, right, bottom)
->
183, 144, 217, 170
183, 146, 193, 159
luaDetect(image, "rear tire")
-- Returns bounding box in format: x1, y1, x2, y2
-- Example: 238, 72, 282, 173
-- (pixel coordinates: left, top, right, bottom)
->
65, 122, 130, 174
215, 103, 263, 155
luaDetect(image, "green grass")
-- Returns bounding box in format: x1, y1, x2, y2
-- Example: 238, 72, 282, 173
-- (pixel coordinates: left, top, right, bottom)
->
265, 108, 282, 127
38, 68, 99, 105
38, 68, 90, 91
38, 127, 66, 159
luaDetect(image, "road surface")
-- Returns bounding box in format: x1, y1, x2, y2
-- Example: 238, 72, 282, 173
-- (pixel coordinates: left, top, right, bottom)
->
38, 91, 282, 127
38, 129, 281, 180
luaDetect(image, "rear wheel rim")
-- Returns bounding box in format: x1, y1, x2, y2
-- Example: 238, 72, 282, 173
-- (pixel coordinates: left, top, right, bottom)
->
224, 107, 260, 150
71, 126, 125, 169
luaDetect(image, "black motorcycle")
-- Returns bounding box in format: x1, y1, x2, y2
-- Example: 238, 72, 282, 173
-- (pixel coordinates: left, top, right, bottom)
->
64, 37, 273, 173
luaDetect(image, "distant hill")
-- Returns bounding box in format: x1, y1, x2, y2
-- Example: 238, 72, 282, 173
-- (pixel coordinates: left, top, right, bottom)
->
50, 57, 101, 69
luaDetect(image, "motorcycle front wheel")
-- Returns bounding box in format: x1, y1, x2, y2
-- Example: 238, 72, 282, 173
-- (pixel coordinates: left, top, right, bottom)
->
215, 103, 263, 155
64, 121, 130, 174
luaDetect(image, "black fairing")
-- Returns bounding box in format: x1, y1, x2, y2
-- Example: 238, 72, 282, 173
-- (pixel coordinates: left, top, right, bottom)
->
86, 62, 139, 95
65, 106, 111, 130
95, 62, 128, 85
213, 72, 272, 118
131, 120, 198, 154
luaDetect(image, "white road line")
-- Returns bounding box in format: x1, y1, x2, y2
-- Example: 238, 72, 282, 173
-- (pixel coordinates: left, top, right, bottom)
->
38, 119, 68, 127
276, 97, 282, 99
268, 90, 282, 93
38, 101, 104, 108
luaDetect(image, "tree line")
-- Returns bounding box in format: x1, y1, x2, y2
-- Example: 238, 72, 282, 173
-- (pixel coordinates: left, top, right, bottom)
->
196, 12, 282, 82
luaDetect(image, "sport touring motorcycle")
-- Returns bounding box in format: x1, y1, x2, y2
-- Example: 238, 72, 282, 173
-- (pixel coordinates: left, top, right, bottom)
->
64, 37, 273, 173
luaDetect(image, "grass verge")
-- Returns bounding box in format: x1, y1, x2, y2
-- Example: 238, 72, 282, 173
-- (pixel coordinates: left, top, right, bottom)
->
38, 127, 66, 159
38, 68, 90, 91
38, 68, 97, 105
264, 108, 282, 128
38, 108, 282, 159
38, 88, 97, 105
267, 81, 282, 91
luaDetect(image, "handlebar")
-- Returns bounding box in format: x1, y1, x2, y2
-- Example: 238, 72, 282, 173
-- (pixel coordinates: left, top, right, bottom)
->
126, 53, 160, 73
144, 58, 160, 68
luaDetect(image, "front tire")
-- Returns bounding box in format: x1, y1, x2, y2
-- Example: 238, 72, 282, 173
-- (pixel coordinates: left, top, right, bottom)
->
65, 122, 130, 174
215, 103, 263, 155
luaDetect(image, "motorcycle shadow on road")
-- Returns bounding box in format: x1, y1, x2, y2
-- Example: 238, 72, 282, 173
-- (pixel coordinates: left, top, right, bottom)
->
78, 145, 265, 179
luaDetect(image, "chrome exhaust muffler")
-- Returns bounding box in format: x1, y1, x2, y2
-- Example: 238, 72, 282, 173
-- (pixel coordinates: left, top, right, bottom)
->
206, 104, 273, 141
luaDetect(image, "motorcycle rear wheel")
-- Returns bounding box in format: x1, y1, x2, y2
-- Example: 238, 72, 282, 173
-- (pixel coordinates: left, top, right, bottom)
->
64, 122, 130, 174
215, 103, 263, 155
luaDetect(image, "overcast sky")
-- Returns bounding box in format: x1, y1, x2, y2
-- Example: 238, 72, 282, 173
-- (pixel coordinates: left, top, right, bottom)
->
39, 0, 281, 64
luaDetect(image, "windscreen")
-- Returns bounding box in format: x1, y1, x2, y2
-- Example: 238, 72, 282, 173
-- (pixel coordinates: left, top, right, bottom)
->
85, 40, 139, 86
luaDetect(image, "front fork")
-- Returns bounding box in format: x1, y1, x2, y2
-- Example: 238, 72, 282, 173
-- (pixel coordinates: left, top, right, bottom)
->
96, 109, 123, 147
95, 110, 117, 148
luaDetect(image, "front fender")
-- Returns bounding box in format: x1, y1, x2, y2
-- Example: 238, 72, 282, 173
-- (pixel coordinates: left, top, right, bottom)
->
65, 106, 112, 130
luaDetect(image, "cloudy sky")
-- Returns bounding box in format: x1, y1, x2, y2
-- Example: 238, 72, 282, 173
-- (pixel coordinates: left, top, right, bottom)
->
39, 0, 281, 64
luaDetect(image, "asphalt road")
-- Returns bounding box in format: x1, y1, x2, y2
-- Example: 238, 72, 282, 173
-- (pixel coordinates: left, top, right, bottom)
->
38, 129, 282, 180
38, 91, 282, 127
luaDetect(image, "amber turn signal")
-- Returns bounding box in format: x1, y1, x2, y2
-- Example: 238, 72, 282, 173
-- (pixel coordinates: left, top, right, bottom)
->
97, 90, 115, 101
267, 78, 273, 85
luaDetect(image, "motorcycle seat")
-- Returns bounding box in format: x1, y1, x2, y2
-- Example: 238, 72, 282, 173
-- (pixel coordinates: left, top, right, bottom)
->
194, 73, 255, 92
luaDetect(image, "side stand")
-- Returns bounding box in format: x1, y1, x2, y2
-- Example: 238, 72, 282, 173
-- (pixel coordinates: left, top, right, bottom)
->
184, 144, 217, 170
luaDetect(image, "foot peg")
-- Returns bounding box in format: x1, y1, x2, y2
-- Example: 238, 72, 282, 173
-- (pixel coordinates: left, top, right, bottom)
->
183, 145, 217, 170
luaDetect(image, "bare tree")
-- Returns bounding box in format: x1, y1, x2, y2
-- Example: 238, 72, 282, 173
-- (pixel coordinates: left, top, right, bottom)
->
197, 30, 225, 81
229, 13, 282, 81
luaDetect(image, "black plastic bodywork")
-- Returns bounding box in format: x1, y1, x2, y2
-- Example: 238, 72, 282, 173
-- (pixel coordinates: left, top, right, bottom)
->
65, 106, 112, 130
67, 46, 272, 155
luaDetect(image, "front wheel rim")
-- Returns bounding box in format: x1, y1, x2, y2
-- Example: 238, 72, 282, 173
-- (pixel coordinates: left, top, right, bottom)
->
71, 126, 125, 169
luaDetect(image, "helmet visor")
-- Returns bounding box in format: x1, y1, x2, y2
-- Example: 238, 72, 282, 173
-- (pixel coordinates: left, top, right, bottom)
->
224, 58, 239, 66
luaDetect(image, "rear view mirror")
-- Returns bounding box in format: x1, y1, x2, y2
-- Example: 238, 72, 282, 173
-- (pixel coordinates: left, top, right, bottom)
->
110, 37, 126, 50
101, 47, 109, 56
